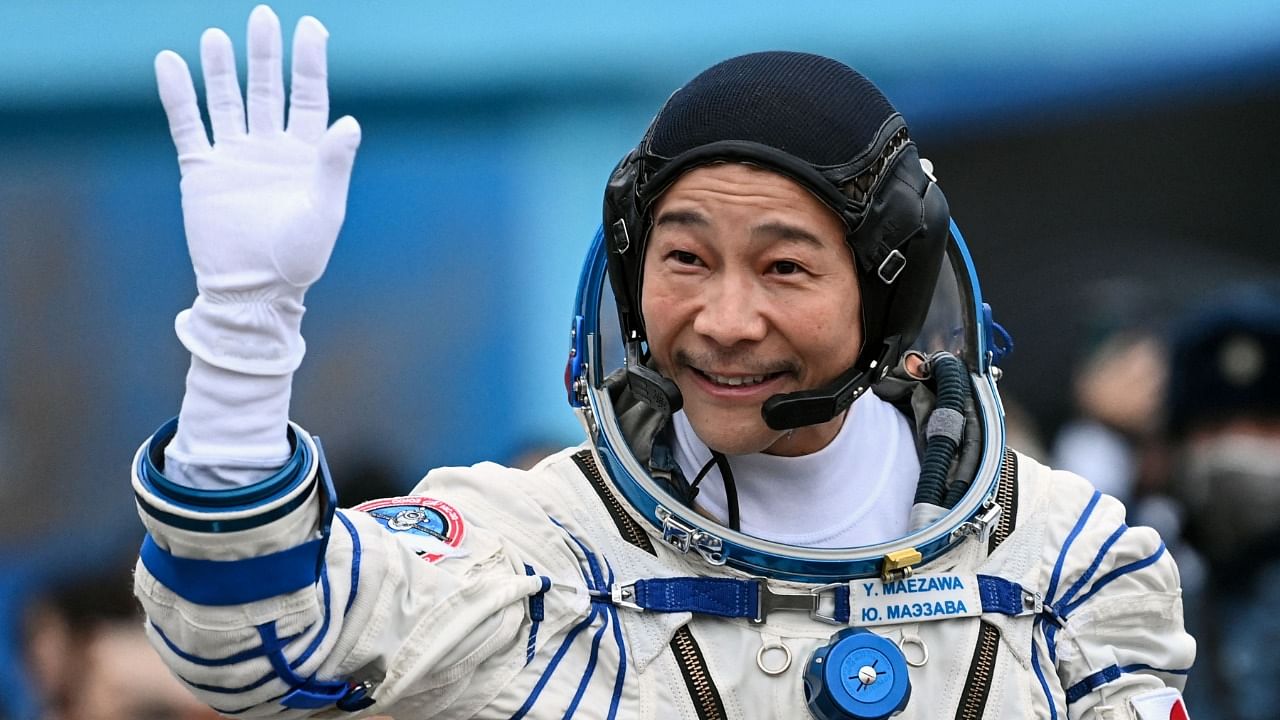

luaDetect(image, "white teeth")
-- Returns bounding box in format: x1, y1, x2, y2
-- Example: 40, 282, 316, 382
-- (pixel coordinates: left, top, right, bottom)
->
707, 373, 767, 386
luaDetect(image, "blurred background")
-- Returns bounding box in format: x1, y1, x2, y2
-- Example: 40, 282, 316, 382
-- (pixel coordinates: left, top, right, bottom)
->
1, 1, 1278, 717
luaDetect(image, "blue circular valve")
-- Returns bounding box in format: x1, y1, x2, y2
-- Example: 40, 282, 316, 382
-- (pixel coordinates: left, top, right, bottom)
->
804, 628, 911, 720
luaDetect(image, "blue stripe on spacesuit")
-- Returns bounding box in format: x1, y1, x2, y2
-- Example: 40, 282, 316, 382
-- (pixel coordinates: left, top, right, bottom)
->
134, 486, 316, 534
335, 511, 361, 616
1057, 523, 1128, 610
606, 602, 626, 720
259, 621, 347, 709
1119, 663, 1189, 676
1046, 542, 1168, 663
1033, 497, 1170, 701
1042, 522, 1125, 665
1060, 543, 1166, 618
140, 534, 325, 606
524, 563, 551, 665
509, 519, 627, 717
1064, 662, 1192, 705
1032, 641, 1059, 720
149, 621, 305, 667
168, 562, 335, 695
975, 574, 1026, 615
179, 644, 292, 695
151, 512, 357, 674
1045, 490, 1102, 606
602, 555, 626, 720
551, 517, 607, 591
1041, 489, 1101, 664
1065, 664, 1121, 704
566, 605, 611, 717
512, 604, 604, 719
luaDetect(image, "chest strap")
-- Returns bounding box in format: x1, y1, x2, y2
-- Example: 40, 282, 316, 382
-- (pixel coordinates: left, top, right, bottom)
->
597, 573, 1062, 629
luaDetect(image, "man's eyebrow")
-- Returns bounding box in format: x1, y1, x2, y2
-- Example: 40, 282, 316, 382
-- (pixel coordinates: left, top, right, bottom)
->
652, 209, 709, 229
751, 220, 826, 248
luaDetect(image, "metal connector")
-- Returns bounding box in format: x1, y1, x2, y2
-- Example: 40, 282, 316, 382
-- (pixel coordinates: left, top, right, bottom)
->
656, 506, 726, 565
610, 583, 641, 611
950, 502, 1003, 544
751, 580, 847, 625
881, 548, 922, 582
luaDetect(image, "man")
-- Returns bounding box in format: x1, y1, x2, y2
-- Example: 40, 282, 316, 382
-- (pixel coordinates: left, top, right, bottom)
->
1163, 289, 1280, 720
133, 6, 1194, 718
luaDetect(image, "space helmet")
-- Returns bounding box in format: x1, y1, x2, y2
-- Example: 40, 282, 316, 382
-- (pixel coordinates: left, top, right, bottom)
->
566, 52, 1011, 582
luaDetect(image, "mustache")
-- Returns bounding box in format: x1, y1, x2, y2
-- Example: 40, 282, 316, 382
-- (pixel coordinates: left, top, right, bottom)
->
673, 348, 798, 376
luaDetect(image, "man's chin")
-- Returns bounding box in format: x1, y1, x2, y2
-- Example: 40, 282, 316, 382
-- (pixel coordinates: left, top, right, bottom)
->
689, 423, 778, 457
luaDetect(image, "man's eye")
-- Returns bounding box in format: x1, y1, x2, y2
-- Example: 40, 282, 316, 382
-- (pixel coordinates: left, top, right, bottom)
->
672, 250, 701, 265
772, 260, 801, 275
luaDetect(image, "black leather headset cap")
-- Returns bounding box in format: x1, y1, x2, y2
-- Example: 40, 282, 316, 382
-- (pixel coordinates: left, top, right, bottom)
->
603, 51, 951, 429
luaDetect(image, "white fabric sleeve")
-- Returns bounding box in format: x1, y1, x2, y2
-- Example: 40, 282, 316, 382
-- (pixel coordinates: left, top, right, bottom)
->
1038, 471, 1196, 720
164, 355, 293, 489
133, 450, 592, 717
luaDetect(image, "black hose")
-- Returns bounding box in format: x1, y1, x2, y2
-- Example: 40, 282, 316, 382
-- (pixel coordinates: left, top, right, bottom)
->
913, 353, 967, 507
689, 455, 717, 499
712, 451, 741, 531
687, 452, 741, 531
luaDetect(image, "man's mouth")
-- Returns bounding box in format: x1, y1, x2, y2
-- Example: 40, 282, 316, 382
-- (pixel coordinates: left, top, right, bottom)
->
692, 368, 786, 388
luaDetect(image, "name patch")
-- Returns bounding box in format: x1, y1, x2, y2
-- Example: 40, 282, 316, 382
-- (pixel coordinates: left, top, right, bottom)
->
354, 496, 467, 563
851, 573, 982, 627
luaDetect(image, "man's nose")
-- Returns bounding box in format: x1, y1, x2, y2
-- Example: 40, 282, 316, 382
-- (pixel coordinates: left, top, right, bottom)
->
692, 273, 768, 346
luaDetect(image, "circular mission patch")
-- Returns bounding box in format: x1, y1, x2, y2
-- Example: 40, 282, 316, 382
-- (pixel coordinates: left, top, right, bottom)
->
353, 496, 467, 563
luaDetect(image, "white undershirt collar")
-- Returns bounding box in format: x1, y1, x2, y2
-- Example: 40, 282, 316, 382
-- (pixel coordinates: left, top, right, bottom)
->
671, 391, 919, 548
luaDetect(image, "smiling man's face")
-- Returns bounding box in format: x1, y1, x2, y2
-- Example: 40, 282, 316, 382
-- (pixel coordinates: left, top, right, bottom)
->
641, 163, 863, 456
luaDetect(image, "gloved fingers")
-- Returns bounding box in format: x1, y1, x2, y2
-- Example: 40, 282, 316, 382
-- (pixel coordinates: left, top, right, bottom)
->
246, 5, 284, 135
155, 50, 211, 157
286, 16, 330, 144
200, 28, 246, 142
312, 115, 362, 212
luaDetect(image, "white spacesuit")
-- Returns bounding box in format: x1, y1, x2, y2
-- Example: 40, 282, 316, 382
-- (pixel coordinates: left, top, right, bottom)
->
133, 8, 1194, 719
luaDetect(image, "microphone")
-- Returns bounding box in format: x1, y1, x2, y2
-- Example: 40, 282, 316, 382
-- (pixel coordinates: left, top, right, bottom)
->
760, 337, 899, 430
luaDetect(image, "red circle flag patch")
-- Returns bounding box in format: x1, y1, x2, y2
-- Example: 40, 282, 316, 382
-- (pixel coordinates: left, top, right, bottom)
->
353, 496, 467, 563
1129, 688, 1191, 720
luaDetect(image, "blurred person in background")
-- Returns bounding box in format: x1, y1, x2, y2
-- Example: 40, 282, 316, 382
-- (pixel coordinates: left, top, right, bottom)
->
1162, 287, 1280, 720
22, 561, 221, 720
1052, 284, 1171, 509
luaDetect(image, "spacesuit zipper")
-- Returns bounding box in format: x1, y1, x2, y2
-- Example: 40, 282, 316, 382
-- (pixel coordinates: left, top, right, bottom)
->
571, 450, 727, 719
955, 620, 1000, 720
987, 448, 1018, 554
954, 449, 1018, 719
671, 626, 729, 720
572, 450, 655, 553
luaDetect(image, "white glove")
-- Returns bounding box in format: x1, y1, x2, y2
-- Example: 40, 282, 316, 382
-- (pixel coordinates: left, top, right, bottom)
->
156, 4, 360, 376
155, 6, 360, 488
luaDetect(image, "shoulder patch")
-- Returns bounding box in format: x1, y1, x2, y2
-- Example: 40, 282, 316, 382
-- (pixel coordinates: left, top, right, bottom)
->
353, 496, 467, 562
1129, 688, 1190, 720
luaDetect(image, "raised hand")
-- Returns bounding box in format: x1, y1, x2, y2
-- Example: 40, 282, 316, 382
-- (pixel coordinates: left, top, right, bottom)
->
155, 5, 360, 374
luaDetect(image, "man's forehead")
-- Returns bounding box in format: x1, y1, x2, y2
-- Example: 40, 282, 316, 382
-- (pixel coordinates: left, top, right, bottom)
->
650, 163, 845, 244
656, 162, 802, 194
653, 208, 830, 250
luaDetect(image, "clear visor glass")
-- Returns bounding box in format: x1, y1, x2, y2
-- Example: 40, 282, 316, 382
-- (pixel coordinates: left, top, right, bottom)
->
589, 229, 986, 411
576, 225, 999, 566
910, 237, 983, 373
